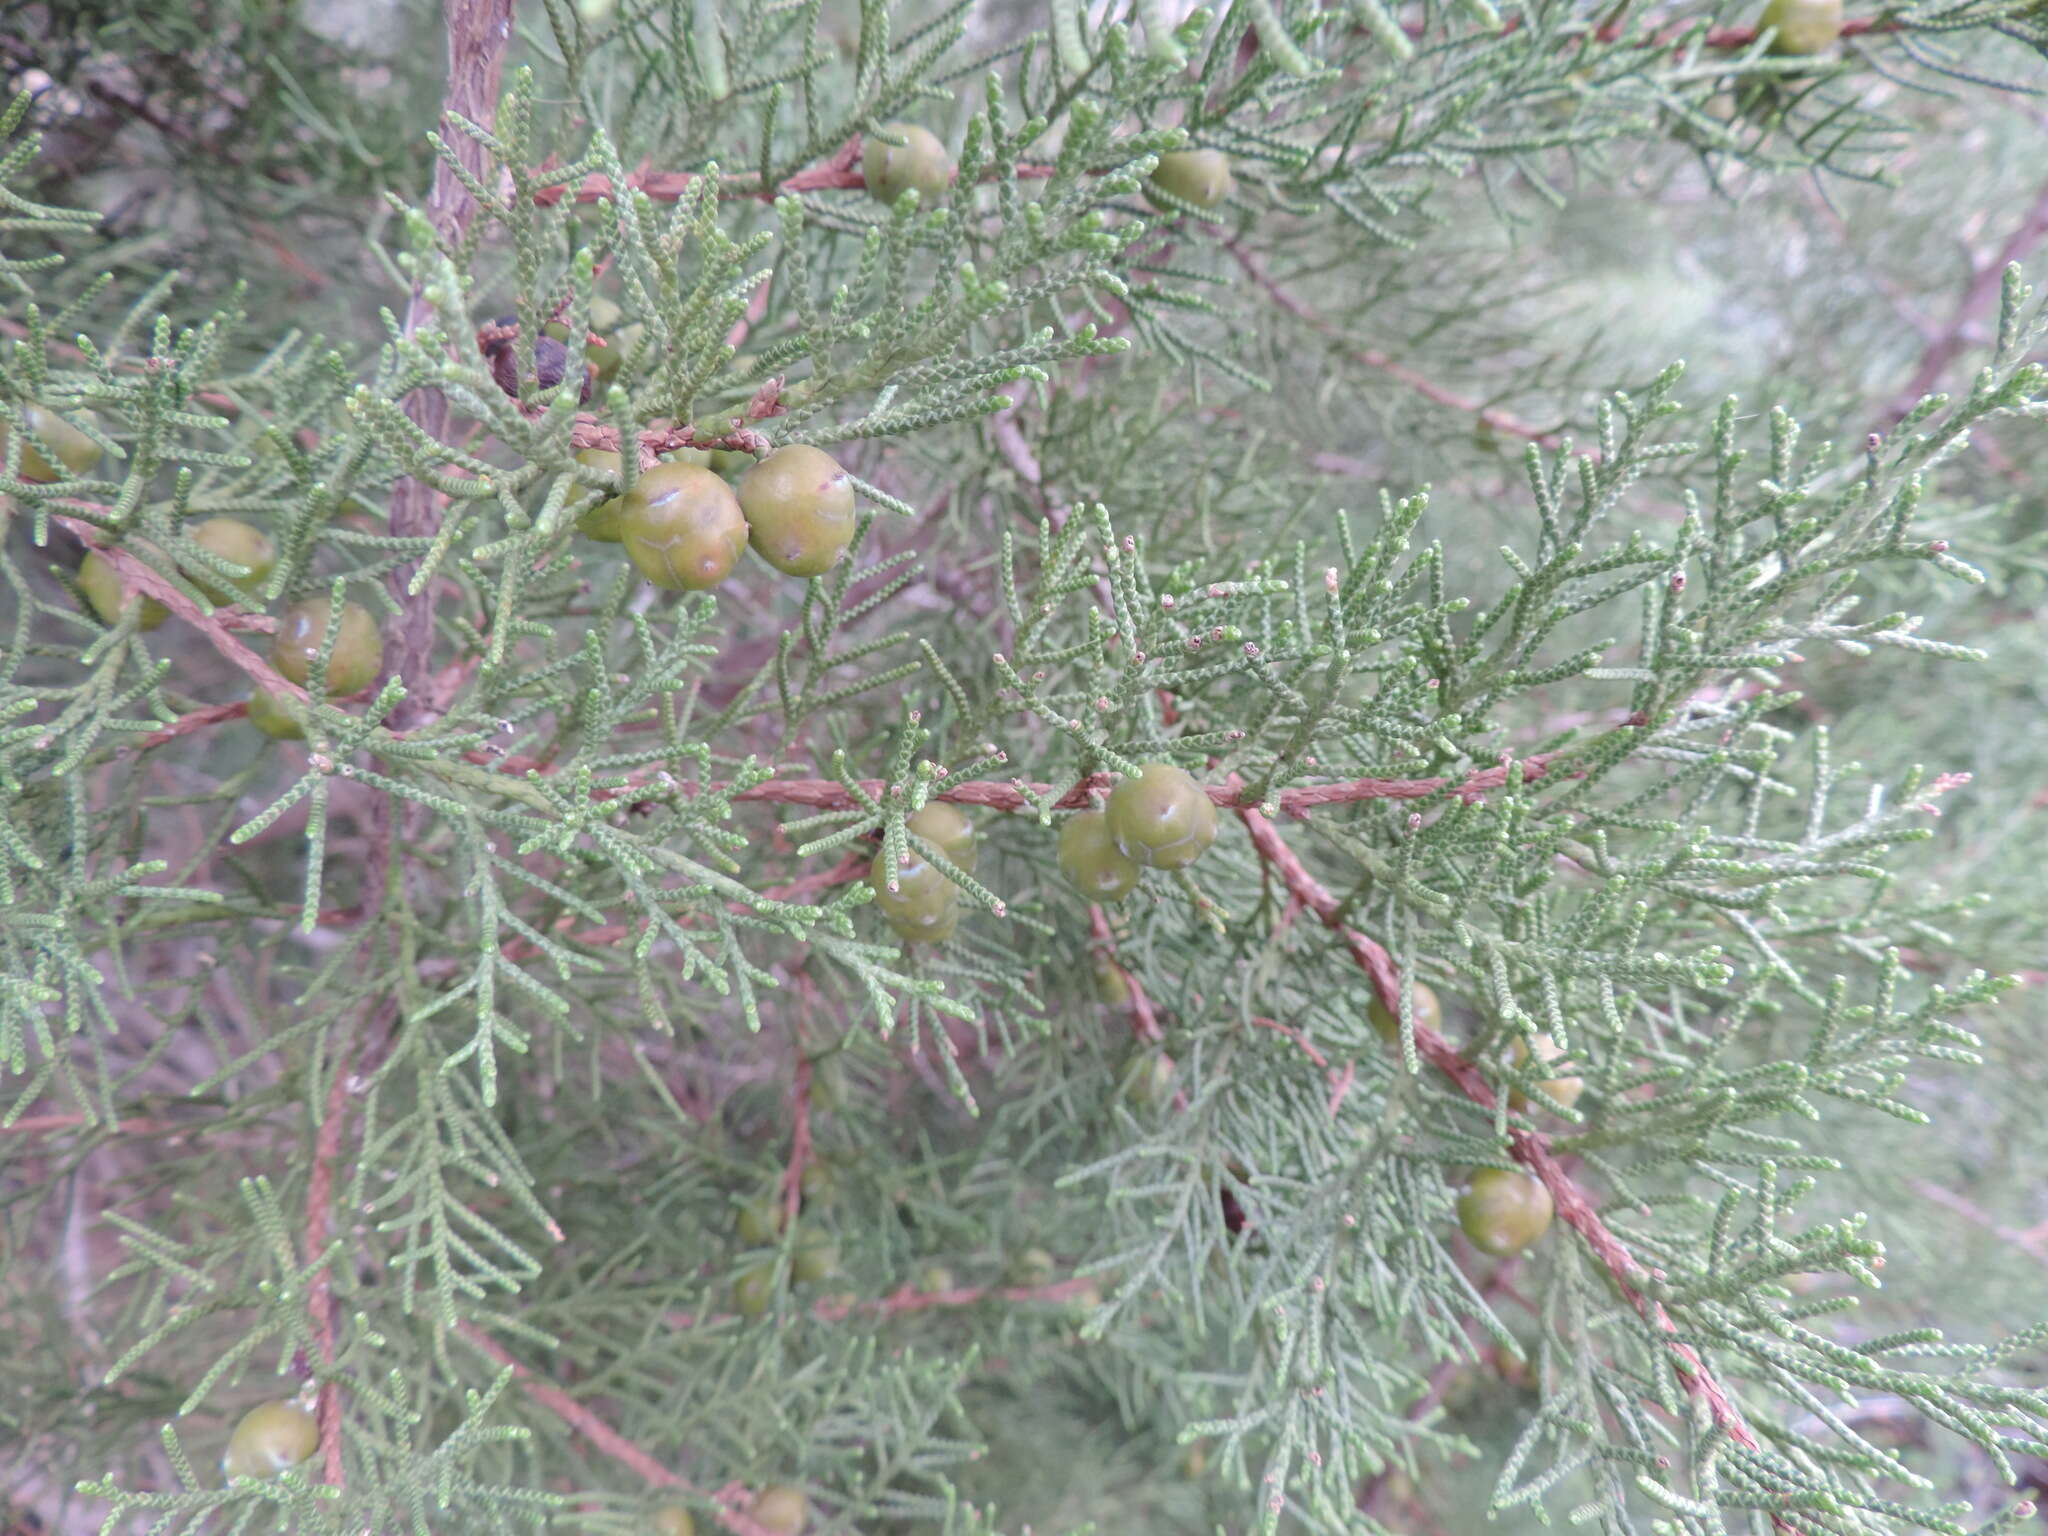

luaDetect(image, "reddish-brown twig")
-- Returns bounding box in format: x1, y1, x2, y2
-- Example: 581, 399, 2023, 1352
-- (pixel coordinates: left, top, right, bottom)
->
303, 1048, 354, 1487
1089, 904, 1163, 1042
532, 139, 1065, 210
385, 0, 514, 722
455, 754, 1560, 819
133, 700, 251, 750
54, 517, 309, 700
1235, 806, 1794, 1525
456, 1325, 779, 1536
780, 1056, 814, 1233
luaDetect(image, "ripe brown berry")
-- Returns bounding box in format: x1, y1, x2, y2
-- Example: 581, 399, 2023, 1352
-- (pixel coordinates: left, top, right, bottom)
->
1507, 1032, 1583, 1113
246, 688, 305, 741
620, 462, 748, 591
1457, 1167, 1554, 1257
1368, 983, 1442, 1044
184, 517, 275, 604
907, 800, 977, 874
573, 448, 627, 541
1058, 810, 1141, 899
862, 122, 952, 206
1105, 762, 1217, 871
1147, 148, 1234, 211
737, 444, 857, 578
271, 597, 384, 695
221, 1399, 317, 1482
1758, 0, 1843, 53
77, 551, 167, 630
3, 403, 101, 483
752, 1485, 809, 1535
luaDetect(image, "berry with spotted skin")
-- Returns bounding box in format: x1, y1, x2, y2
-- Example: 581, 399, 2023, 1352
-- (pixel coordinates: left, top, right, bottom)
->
1147, 149, 1233, 211
737, 444, 858, 578
1457, 1167, 1554, 1257
221, 1399, 317, 1483
862, 123, 952, 206
1105, 762, 1217, 871
271, 597, 383, 695
620, 462, 748, 591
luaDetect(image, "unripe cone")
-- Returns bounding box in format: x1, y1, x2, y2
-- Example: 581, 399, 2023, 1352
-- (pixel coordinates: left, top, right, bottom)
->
247, 688, 305, 741
621, 462, 748, 590
1759, 0, 1843, 53
753, 1486, 809, 1535
221, 1399, 317, 1482
272, 597, 383, 695
183, 517, 276, 604
1058, 810, 1141, 899
574, 448, 627, 541
1106, 762, 1217, 870
738, 444, 857, 577
733, 1263, 777, 1317
793, 1229, 840, 1284
1369, 983, 1441, 1044
737, 1196, 786, 1245
1122, 1051, 1175, 1111
1092, 954, 1131, 1006
1147, 149, 1233, 211
869, 848, 958, 941
1457, 1167, 1554, 1257
862, 123, 951, 206
907, 799, 977, 874
1508, 1032, 1583, 1112
78, 551, 167, 630
3, 403, 100, 483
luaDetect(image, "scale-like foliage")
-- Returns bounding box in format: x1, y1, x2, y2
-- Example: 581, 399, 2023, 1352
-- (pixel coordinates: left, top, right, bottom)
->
4, 3, 2048, 1534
